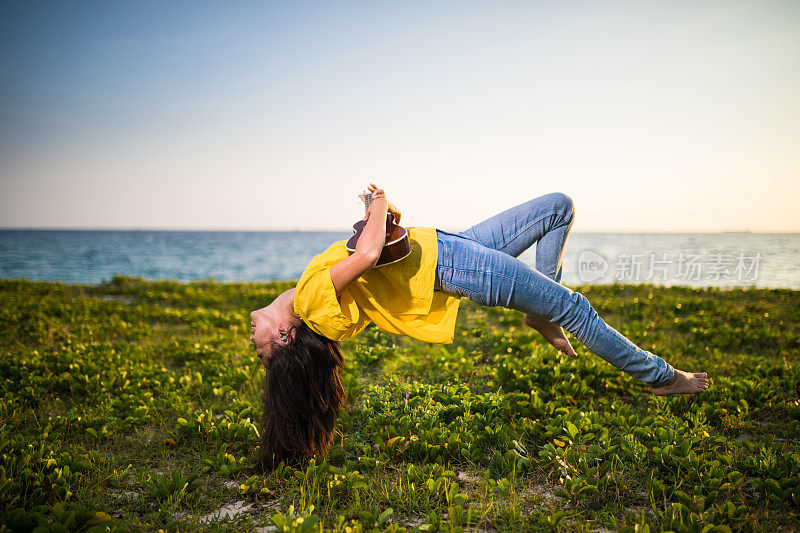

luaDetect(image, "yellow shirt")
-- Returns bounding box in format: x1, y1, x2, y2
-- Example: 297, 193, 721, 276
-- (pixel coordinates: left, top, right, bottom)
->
293, 226, 461, 344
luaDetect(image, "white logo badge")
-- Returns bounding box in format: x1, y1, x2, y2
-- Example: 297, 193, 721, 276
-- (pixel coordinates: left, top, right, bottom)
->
578, 250, 608, 282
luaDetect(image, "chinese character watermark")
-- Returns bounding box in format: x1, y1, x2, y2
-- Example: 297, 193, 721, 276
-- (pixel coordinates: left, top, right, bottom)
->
576, 250, 763, 283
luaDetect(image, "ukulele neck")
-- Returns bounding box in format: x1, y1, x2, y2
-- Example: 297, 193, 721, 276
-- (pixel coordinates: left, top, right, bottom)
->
363, 190, 394, 225
363, 192, 373, 215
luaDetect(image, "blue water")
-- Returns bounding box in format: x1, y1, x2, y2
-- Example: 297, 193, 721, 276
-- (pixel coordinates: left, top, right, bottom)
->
1, 230, 798, 289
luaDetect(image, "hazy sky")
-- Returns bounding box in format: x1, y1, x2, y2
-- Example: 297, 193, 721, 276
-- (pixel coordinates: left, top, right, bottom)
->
1, 0, 798, 232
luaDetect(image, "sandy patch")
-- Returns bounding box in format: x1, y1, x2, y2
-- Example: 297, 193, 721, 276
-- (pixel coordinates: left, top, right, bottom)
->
457, 470, 480, 483
200, 500, 253, 522
525, 483, 559, 505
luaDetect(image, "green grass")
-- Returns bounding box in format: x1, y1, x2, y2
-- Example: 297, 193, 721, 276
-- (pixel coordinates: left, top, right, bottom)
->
1, 276, 798, 532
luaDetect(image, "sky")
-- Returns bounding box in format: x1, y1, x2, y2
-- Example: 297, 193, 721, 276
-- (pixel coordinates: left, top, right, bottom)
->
1, 0, 798, 232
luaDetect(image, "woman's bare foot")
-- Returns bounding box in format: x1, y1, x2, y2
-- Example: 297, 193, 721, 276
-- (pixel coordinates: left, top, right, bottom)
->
524, 314, 577, 357
651, 370, 709, 395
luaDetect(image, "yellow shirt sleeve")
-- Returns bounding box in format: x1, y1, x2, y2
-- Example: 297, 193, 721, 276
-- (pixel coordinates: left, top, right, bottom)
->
293, 249, 372, 341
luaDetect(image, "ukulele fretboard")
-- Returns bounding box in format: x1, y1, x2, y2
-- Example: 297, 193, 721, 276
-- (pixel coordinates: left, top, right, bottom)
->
363, 191, 373, 215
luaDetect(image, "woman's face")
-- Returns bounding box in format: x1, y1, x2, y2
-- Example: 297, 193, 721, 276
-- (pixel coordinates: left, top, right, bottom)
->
250, 307, 280, 366
249, 289, 297, 367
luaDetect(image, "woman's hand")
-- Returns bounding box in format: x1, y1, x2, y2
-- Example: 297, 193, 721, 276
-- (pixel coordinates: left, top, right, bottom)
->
358, 184, 386, 220
387, 201, 401, 225
359, 183, 401, 224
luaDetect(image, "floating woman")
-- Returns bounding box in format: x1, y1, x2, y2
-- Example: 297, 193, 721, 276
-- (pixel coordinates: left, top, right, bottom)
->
249, 184, 709, 468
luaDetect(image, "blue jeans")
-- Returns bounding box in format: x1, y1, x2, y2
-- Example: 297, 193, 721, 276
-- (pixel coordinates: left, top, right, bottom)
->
434, 192, 675, 387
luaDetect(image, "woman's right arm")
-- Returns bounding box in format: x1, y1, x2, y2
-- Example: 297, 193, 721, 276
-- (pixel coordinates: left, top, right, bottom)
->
330, 189, 389, 296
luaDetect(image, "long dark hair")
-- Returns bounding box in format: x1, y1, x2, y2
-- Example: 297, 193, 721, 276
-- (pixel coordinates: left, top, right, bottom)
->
258, 320, 345, 470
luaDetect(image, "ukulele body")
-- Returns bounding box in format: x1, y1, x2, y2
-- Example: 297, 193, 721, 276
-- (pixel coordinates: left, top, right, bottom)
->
345, 214, 411, 266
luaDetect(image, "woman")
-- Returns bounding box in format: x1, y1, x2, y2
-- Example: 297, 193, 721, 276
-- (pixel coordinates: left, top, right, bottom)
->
250, 185, 709, 468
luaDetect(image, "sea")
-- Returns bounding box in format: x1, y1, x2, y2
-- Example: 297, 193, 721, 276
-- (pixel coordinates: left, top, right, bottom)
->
0, 230, 798, 289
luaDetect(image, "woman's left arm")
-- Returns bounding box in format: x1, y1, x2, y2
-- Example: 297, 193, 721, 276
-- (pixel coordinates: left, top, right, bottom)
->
355, 184, 389, 259
330, 184, 391, 296
330, 250, 378, 297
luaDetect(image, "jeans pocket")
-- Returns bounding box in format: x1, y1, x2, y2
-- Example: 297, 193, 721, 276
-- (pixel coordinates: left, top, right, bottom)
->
440, 279, 486, 306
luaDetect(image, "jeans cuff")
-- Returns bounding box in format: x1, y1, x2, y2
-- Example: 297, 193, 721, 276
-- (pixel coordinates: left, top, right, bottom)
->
649, 367, 677, 388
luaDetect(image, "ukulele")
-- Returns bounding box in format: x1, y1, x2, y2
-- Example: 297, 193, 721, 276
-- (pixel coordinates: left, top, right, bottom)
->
345, 190, 411, 266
